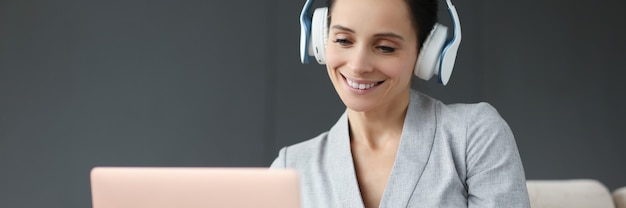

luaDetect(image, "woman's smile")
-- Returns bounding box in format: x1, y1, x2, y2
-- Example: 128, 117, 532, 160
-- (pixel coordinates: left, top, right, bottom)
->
341, 73, 385, 94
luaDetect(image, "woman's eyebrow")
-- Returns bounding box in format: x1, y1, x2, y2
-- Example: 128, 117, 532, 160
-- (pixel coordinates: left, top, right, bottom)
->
374, 32, 404, 41
330, 25, 354, 33
330, 25, 404, 41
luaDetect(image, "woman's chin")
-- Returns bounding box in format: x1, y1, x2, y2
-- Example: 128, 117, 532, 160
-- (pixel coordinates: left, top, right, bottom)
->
340, 98, 378, 112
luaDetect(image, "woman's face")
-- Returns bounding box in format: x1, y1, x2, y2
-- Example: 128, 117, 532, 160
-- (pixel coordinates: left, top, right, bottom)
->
325, 0, 419, 112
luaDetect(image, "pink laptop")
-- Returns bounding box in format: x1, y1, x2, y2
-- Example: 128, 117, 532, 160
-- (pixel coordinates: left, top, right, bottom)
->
90, 167, 300, 208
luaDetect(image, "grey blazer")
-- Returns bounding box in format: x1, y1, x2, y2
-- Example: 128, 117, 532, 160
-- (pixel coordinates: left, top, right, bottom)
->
270, 90, 530, 208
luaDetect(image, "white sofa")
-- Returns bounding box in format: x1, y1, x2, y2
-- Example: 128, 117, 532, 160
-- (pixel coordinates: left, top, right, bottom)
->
614, 186, 626, 208
527, 179, 626, 208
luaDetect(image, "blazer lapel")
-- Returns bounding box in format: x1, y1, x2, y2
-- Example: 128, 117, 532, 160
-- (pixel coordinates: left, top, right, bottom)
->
326, 112, 366, 208
379, 90, 437, 207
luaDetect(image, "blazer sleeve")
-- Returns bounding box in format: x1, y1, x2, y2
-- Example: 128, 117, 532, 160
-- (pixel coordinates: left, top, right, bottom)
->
465, 103, 531, 208
269, 147, 287, 169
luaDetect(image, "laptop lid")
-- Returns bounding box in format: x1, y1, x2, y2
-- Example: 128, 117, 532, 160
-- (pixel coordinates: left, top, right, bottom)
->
90, 167, 300, 208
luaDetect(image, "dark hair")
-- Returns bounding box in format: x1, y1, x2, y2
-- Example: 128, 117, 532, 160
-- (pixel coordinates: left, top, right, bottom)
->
326, 0, 438, 49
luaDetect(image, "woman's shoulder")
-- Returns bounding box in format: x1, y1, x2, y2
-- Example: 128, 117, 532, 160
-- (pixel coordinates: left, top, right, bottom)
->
412, 90, 506, 126
443, 102, 504, 124
441, 101, 513, 146
411, 90, 514, 151
417, 91, 517, 152
270, 131, 331, 168
287, 131, 331, 156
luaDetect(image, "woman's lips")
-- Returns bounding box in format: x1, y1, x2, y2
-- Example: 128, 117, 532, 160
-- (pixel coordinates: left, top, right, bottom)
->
342, 74, 385, 90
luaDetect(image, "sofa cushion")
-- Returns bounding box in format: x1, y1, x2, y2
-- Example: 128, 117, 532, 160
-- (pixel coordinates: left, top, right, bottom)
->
527, 179, 615, 208
614, 187, 626, 208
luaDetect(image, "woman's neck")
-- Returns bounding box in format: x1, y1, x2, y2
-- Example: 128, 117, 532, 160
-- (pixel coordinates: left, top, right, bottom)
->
347, 90, 410, 149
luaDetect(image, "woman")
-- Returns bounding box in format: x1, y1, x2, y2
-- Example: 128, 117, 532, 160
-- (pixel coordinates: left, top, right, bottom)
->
270, 0, 531, 207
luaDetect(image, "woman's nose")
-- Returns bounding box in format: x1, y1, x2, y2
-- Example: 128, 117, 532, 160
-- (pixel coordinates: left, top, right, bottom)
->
346, 45, 374, 74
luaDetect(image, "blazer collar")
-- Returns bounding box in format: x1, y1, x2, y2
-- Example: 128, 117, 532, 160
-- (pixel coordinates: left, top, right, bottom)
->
326, 90, 437, 208
379, 90, 437, 207
326, 112, 365, 207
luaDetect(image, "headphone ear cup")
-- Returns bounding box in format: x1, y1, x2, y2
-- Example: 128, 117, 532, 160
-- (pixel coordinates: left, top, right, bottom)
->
414, 23, 448, 81
311, 7, 328, 64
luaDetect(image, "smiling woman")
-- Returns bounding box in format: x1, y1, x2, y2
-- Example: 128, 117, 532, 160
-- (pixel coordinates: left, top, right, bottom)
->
270, 0, 531, 207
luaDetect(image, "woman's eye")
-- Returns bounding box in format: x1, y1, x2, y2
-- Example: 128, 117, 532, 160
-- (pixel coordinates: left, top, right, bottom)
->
334, 38, 352, 46
377, 46, 396, 53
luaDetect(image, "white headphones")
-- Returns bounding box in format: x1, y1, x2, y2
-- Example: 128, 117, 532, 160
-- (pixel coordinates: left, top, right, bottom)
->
299, 0, 462, 85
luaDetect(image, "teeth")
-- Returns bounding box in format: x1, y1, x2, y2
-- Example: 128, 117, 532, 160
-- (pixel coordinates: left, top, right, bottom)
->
347, 79, 377, 90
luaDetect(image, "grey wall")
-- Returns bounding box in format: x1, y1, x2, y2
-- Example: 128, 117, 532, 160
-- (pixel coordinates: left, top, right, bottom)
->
1, 0, 624, 207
